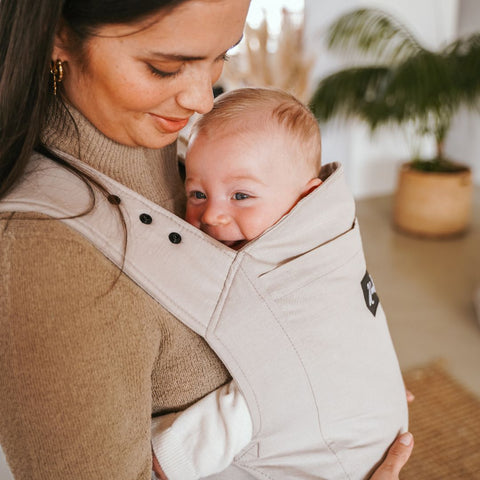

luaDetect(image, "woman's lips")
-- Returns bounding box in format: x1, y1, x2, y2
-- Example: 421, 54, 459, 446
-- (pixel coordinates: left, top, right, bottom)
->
149, 113, 189, 133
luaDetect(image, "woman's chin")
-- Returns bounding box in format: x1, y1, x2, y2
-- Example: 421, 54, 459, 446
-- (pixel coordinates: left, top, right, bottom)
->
135, 130, 180, 150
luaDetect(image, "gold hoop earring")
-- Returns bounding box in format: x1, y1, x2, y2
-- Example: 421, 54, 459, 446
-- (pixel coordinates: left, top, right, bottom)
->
50, 59, 64, 96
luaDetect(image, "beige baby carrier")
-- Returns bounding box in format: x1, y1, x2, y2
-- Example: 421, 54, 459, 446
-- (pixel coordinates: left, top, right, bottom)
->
0, 151, 408, 480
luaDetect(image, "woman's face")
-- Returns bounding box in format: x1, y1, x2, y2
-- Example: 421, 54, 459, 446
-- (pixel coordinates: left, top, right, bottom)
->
53, 0, 250, 148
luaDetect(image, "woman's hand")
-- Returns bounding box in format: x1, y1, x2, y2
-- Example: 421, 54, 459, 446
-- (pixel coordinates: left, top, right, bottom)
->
406, 389, 415, 403
152, 431, 413, 480
370, 432, 414, 480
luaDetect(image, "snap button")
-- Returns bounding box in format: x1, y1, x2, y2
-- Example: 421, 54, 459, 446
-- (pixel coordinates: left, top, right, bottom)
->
107, 194, 121, 205
169, 232, 182, 244
139, 213, 153, 225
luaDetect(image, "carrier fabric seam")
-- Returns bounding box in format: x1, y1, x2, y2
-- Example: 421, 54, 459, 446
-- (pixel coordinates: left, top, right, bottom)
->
211, 258, 350, 479
53, 212, 215, 333
268, 228, 362, 298
233, 462, 276, 480
241, 263, 350, 479
26, 152, 235, 251
281, 247, 363, 298
208, 251, 263, 438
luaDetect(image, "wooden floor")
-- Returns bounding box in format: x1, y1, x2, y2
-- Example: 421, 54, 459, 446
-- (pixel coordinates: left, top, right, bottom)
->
356, 187, 480, 397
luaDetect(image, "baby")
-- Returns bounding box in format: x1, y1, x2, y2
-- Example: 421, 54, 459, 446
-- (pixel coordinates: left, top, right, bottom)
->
151, 87, 408, 480
183, 88, 322, 251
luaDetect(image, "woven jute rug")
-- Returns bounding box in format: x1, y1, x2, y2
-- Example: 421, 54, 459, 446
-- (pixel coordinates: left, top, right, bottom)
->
401, 361, 480, 479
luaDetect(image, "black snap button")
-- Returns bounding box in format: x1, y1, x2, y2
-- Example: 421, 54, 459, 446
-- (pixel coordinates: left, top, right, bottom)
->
107, 194, 121, 205
139, 213, 152, 225
169, 232, 182, 244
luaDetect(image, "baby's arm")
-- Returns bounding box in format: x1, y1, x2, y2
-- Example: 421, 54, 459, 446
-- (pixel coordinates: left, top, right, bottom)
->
151, 381, 253, 480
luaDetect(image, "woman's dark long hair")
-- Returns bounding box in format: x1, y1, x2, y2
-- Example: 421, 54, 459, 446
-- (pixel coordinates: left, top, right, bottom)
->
0, 0, 187, 198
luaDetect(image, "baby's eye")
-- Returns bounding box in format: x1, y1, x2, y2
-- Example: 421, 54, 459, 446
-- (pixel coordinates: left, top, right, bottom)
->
190, 191, 207, 200
233, 192, 250, 200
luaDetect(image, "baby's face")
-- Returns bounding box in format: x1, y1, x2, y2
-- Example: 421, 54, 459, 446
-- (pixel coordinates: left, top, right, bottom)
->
184, 128, 320, 250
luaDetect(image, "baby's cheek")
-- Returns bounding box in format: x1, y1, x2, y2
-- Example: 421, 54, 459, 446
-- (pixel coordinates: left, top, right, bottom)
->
240, 211, 273, 241
185, 205, 200, 227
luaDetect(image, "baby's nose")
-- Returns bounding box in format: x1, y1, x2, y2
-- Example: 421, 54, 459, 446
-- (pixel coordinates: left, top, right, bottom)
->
201, 206, 231, 226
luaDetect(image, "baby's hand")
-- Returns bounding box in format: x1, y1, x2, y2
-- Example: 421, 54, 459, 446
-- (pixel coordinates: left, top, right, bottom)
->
152, 450, 168, 480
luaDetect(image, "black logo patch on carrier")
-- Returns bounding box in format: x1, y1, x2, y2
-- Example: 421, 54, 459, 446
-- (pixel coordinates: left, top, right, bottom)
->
361, 271, 379, 316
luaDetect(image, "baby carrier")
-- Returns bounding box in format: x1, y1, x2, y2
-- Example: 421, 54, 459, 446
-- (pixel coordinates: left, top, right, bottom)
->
0, 151, 408, 479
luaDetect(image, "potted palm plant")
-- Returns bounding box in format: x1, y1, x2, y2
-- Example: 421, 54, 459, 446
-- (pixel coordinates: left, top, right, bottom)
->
310, 8, 480, 237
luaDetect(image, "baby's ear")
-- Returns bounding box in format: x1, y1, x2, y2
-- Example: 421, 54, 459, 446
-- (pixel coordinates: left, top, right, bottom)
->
300, 178, 322, 199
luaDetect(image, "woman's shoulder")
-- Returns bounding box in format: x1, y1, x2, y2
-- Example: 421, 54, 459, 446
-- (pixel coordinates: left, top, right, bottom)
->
1, 211, 98, 248
0, 213, 119, 298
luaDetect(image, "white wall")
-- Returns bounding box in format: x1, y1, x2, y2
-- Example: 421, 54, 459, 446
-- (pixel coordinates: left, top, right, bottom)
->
444, 0, 480, 185
305, 0, 479, 197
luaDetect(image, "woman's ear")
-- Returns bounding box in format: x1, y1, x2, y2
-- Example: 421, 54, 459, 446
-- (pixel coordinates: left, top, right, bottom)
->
52, 19, 71, 61
300, 177, 322, 199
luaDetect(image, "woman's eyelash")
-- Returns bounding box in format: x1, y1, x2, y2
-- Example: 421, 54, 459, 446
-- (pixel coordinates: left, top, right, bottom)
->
149, 53, 228, 78
147, 64, 181, 79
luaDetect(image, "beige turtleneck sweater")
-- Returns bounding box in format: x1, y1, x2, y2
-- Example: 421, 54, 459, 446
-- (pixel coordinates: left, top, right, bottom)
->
0, 100, 230, 480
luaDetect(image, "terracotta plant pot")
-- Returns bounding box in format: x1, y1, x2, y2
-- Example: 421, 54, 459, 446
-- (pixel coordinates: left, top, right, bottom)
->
393, 162, 473, 238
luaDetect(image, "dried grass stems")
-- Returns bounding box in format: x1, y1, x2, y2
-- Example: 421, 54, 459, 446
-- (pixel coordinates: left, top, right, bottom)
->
220, 8, 314, 104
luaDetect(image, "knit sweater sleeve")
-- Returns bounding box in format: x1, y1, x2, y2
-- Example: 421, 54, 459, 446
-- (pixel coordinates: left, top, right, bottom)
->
0, 216, 161, 479
151, 381, 253, 480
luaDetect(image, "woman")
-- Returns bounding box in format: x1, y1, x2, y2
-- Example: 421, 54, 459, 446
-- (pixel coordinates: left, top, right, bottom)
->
0, 1, 412, 478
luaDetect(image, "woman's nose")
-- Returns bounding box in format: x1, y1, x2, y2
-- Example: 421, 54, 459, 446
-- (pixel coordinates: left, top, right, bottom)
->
177, 68, 215, 115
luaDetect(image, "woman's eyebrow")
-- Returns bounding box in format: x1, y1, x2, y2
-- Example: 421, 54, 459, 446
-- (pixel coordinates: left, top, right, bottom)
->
148, 36, 243, 62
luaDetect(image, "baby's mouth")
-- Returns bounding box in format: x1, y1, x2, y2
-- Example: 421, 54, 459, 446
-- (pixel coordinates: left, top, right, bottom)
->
221, 239, 247, 250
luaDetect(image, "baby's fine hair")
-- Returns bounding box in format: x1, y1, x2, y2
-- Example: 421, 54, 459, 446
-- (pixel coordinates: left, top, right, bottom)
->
191, 87, 322, 174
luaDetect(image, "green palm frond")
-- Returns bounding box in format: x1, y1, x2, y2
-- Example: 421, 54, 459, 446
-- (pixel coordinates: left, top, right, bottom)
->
311, 52, 455, 132
310, 66, 391, 123
444, 33, 480, 103
381, 51, 456, 119
310, 8, 480, 158
327, 8, 424, 64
